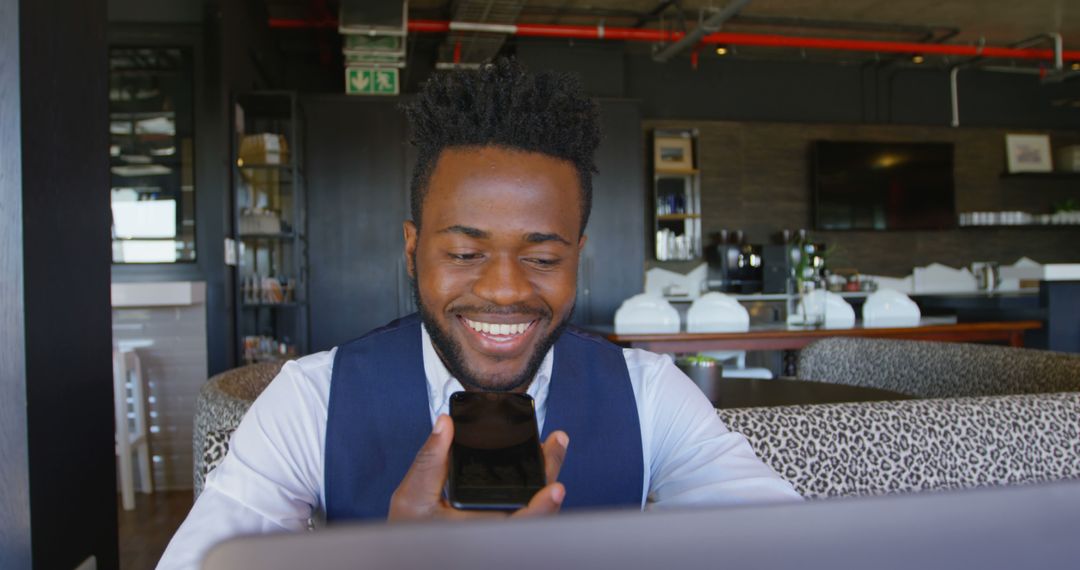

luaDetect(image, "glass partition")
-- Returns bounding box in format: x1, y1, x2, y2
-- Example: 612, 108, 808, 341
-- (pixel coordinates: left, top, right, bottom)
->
109, 46, 196, 263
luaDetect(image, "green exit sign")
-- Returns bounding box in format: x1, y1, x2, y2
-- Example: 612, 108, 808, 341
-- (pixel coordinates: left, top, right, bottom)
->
345, 67, 399, 96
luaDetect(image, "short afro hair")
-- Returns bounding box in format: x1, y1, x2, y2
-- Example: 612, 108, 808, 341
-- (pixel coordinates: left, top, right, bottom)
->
404, 58, 600, 235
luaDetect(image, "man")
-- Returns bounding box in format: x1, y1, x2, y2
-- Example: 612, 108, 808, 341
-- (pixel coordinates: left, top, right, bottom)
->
158, 59, 799, 569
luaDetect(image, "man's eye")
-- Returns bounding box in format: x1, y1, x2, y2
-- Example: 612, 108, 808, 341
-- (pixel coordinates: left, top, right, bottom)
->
449, 252, 483, 262
525, 257, 560, 268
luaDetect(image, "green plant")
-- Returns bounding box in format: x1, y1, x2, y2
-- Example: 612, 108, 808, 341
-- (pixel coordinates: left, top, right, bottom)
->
1053, 198, 1078, 214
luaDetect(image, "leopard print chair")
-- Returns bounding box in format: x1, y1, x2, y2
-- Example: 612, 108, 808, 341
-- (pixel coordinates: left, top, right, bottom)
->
798, 338, 1080, 398
193, 361, 284, 496
719, 392, 1080, 499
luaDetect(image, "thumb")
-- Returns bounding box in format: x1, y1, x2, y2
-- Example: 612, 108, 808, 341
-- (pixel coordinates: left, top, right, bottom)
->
395, 415, 454, 506
542, 430, 569, 485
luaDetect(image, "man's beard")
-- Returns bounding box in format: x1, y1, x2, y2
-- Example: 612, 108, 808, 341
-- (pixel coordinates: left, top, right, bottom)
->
410, 257, 572, 392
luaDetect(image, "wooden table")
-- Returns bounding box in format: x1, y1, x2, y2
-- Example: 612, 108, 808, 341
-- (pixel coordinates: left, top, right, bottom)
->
602, 317, 1043, 354
709, 377, 913, 409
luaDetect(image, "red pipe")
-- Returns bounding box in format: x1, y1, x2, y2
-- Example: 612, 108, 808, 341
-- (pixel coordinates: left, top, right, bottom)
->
268, 18, 1080, 63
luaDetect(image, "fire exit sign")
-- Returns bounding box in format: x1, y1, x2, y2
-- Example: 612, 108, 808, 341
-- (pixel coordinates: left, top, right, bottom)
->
345, 67, 399, 96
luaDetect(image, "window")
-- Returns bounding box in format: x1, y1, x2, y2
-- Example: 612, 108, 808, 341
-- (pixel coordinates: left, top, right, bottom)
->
109, 47, 196, 263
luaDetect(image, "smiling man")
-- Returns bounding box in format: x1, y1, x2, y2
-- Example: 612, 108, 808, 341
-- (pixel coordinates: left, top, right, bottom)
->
158, 59, 799, 569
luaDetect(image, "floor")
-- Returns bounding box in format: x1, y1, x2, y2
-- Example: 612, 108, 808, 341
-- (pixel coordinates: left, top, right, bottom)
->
117, 490, 194, 570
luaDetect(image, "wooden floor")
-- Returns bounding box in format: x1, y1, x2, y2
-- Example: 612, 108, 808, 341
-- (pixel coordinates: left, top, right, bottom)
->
118, 490, 194, 570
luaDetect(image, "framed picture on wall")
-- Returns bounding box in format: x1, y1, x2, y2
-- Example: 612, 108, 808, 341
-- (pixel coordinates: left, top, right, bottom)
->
654, 136, 694, 171
1005, 134, 1053, 173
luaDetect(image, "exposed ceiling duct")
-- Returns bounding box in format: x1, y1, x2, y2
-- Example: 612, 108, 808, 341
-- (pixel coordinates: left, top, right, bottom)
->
337, 0, 408, 94
652, 0, 752, 62
338, 0, 406, 35
436, 0, 529, 69
403, 19, 1080, 66
267, 2, 1079, 80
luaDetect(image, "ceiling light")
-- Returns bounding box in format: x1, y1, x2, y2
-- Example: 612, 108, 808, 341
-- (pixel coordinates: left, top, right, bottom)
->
716, 46, 728, 56
911, 54, 925, 64
1072, 62, 1080, 71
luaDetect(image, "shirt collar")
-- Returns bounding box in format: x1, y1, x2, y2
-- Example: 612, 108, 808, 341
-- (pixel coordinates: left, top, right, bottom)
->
420, 324, 553, 422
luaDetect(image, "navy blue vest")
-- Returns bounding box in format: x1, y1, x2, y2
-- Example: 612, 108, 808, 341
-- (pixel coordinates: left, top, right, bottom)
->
324, 313, 644, 521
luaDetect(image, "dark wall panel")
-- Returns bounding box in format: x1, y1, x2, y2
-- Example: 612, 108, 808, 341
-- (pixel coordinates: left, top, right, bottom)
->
628, 56, 867, 124
575, 101, 647, 325
21, 0, 118, 568
305, 96, 410, 351
1, 0, 31, 567
515, 39, 627, 99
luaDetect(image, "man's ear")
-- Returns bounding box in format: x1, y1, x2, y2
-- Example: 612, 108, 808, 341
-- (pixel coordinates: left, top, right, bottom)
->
403, 221, 418, 278
577, 233, 588, 253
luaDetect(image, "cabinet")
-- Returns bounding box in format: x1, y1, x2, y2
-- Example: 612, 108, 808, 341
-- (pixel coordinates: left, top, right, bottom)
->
232, 92, 308, 363
652, 129, 702, 261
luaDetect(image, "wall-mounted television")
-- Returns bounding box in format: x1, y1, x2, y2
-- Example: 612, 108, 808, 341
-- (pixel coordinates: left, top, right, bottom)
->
812, 141, 956, 231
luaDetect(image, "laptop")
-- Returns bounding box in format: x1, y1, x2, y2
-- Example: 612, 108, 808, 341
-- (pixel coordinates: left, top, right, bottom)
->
204, 480, 1080, 569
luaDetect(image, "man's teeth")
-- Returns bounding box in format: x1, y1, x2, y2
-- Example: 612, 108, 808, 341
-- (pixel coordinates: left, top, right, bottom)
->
463, 318, 531, 336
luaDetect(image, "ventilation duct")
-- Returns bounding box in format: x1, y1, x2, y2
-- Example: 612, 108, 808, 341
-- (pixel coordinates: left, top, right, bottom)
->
436, 0, 528, 69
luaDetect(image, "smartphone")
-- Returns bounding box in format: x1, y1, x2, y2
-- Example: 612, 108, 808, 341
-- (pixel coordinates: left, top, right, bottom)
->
447, 391, 546, 510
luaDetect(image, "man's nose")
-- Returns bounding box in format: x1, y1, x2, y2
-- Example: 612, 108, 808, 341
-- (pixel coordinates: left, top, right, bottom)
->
472, 254, 533, 306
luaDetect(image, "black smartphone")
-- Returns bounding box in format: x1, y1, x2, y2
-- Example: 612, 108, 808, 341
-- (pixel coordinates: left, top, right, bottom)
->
447, 391, 546, 510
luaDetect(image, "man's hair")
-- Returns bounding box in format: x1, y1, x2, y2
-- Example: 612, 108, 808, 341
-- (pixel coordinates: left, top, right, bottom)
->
404, 58, 600, 235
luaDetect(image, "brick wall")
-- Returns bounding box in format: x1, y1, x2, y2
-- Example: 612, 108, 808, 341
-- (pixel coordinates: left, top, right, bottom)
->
644, 120, 1080, 276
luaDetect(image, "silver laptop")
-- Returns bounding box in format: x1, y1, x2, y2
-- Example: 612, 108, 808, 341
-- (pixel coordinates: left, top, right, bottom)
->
204, 480, 1080, 570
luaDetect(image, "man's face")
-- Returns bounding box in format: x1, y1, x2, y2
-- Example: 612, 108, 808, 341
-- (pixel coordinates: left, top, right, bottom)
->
404, 146, 586, 392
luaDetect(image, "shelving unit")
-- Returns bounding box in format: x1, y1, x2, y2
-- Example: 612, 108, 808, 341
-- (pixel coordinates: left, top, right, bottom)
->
652, 129, 702, 261
999, 172, 1080, 180
232, 91, 308, 364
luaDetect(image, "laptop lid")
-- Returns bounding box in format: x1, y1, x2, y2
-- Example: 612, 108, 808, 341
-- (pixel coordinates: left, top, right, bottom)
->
204, 480, 1080, 570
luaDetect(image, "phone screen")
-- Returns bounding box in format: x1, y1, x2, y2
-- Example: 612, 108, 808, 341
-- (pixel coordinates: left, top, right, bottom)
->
447, 391, 545, 510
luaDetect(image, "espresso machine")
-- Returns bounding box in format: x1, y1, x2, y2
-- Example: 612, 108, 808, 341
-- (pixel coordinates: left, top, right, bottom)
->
761, 235, 828, 294
705, 231, 763, 293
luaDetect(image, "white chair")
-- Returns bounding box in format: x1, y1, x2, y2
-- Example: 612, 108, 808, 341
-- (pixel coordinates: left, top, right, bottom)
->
614, 293, 680, 334
687, 293, 773, 380
113, 348, 153, 511
862, 289, 921, 328
789, 290, 856, 329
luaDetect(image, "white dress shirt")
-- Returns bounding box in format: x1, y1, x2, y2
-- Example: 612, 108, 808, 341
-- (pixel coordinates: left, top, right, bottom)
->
158, 326, 800, 569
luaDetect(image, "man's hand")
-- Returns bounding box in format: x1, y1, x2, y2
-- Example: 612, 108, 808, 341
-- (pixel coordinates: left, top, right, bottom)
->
388, 414, 569, 521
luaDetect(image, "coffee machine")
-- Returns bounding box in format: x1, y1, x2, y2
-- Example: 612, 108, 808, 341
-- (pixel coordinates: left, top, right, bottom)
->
705, 231, 763, 293
761, 237, 828, 293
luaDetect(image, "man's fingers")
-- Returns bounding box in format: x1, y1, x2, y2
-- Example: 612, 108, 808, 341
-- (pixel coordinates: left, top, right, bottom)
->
542, 431, 569, 485
392, 415, 453, 513
511, 483, 566, 518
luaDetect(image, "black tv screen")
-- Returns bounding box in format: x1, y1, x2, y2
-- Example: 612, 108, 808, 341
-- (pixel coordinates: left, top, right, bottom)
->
812, 141, 956, 230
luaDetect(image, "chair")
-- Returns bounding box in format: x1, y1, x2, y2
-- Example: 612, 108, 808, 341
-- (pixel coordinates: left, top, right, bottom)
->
193, 361, 284, 496
717, 391, 1080, 499
789, 290, 856, 329
861, 289, 920, 328
614, 293, 680, 334
797, 337, 1080, 398
687, 292, 773, 379
114, 348, 152, 511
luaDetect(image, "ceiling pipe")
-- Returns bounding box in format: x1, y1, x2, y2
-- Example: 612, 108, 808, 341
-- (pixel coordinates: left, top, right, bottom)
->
269, 17, 1080, 64
652, 0, 753, 62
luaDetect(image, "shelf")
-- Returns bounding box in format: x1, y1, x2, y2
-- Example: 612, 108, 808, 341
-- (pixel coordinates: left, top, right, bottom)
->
1000, 172, 1080, 180
959, 225, 1080, 230
233, 91, 308, 363
657, 213, 701, 221
238, 232, 296, 240
238, 162, 297, 171
655, 168, 699, 175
